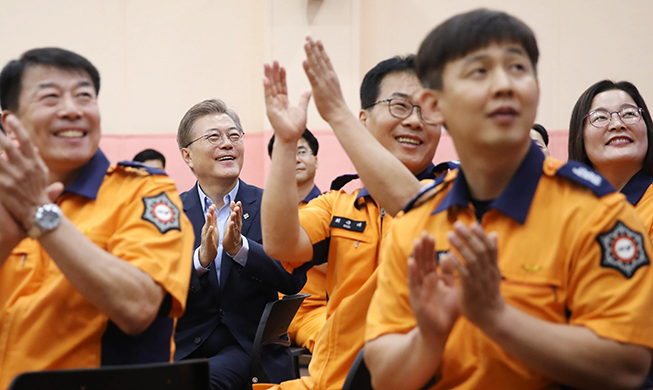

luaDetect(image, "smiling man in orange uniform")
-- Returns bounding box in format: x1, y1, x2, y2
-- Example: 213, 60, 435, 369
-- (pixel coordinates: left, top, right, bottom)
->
0, 48, 193, 389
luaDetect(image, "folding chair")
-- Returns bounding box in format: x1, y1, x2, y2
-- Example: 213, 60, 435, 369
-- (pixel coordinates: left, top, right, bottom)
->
341, 347, 373, 390
7, 359, 209, 390
249, 293, 310, 385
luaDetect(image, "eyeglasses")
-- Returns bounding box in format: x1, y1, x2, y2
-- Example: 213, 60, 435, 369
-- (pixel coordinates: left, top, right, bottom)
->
185, 129, 244, 148
364, 98, 436, 125
586, 106, 643, 128
297, 147, 313, 157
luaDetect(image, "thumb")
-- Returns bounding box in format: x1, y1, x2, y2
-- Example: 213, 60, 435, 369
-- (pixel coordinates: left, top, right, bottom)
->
46, 182, 64, 202
298, 90, 312, 111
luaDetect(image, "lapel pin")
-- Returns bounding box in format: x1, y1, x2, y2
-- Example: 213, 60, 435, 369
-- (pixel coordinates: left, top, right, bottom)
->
243, 213, 249, 220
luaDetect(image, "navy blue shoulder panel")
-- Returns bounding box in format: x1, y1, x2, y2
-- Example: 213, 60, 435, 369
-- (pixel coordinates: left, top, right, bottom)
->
402, 177, 445, 213
555, 161, 615, 197
118, 161, 168, 176
330, 174, 359, 191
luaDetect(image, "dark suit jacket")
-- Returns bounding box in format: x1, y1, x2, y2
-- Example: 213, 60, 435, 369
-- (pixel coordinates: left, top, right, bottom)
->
174, 179, 306, 383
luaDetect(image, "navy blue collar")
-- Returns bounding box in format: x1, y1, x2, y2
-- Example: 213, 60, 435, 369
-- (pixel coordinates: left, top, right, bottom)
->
62, 149, 111, 200
302, 185, 322, 203
621, 170, 653, 205
433, 142, 545, 224
355, 162, 437, 203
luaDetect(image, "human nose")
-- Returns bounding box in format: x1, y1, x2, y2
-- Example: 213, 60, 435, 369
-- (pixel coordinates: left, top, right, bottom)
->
58, 93, 83, 119
608, 112, 627, 131
491, 68, 514, 97
402, 106, 423, 128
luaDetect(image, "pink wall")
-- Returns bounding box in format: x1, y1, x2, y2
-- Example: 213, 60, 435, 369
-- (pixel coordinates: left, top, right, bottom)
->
100, 129, 569, 193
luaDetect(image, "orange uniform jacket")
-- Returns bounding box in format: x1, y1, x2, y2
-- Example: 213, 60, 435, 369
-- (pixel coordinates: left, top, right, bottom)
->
367, 146, 653, 390
0, 151, 194, 390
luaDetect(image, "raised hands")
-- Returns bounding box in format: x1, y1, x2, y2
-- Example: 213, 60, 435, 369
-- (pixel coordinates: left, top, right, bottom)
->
263, 60, 311, 143
302, 36, 350, 123
0, 115, 62, 230
222, 201, 243, 257
409, 232, 460, 347
409, 222, 504, 344
199, 204, 220, 267
442, 222, 504, 329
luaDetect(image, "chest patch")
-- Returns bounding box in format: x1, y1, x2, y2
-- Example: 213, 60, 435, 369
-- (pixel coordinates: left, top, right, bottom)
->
142, 192, 181, 234
597, 220, 649, 278
330, 216, 366, 232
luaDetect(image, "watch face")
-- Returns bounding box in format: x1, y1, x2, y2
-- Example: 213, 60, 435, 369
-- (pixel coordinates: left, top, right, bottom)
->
37, 204, 62, 231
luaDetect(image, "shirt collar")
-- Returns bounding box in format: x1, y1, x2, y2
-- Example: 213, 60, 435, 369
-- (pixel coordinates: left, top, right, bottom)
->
302, 185, 322, 203
355, 162, 437, 204
197, 180, 240, 213
433, 142, 545, 224
620, 170, 653, 205
62, 149, 111, 200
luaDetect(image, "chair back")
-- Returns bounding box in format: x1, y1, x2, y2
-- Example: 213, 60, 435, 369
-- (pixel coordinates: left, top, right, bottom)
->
341, 347, 373, 390
250, 293, 309, 384
7, 359, 209, 390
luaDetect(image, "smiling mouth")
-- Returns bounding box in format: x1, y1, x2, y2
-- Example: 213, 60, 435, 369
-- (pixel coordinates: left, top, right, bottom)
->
216, 156, 235, 161
607, 137, 633, 145
396, 137, 421, 145
55, 130, 86, 138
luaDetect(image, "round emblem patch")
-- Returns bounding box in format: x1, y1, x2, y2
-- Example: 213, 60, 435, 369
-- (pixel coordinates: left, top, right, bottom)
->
597, 221, 649, 278
142, 192, 181, 233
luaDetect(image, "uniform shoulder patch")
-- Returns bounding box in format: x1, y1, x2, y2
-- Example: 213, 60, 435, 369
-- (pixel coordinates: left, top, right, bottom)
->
118, 161, 168, 176
142, 192, 181, 233
555, 161, 614, 197
597, 220, 649, 278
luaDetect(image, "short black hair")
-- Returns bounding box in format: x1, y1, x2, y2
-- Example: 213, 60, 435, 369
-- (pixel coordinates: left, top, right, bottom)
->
133, 148, 166, 168
416, 8, 539, 90
268, 129, 319, 158
360, 55, 416, 110
569, 80, 653, 174
532, 123, 549, 146
0, 47, 100, 112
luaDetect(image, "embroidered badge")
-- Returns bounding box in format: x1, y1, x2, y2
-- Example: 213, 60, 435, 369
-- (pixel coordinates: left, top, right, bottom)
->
597, 220, 649, 278
330, 216, 366, 232
142, 192, 181, 234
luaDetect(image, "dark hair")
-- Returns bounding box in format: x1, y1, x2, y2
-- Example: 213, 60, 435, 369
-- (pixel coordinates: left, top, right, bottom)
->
177, 98, 243, 149
0, 120, 4, 135
0, 47, 100, 112
133, 148, 166, 168
267, 128, 319, 157
416, 8, 539, 90
568, 80, 653, 174
360, 55, 416, 110
532, 123, 549, 146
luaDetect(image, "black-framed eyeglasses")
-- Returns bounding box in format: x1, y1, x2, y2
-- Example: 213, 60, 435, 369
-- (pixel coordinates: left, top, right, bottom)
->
586, 106, 643, 128
185, 129, 245, 148
364, 98, 436, 125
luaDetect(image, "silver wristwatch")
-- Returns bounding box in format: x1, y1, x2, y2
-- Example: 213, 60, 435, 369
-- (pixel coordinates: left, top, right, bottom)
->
27, 204, 63, 239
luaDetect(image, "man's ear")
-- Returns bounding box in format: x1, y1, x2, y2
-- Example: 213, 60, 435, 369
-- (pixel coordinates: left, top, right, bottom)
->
315, 156, 318, 169
359, 109, 369, 127
181, 147, 193, 170
419, 89, 444, 125
0, 111, 18, 140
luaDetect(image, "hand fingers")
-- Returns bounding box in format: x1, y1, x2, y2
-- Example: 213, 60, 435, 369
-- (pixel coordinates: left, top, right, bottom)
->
448, 222, 494, 276
46, 182, 64, 202
298, 90, 312, 111
5, 114, 37, 160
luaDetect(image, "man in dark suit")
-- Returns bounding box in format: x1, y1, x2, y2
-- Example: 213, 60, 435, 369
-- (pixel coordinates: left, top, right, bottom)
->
174, 98, 307, 390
